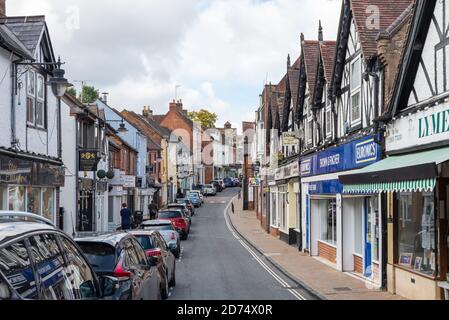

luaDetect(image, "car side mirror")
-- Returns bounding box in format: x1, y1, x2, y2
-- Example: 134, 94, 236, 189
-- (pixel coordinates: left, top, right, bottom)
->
99, 276, 119, 298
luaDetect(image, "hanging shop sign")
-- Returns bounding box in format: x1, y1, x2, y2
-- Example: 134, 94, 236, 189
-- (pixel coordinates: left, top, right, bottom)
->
79, 150, 99, 172
0, 153, 64, 187
282, 131, 300, 146
386, 103, 449, 152
300, 134, 381, 178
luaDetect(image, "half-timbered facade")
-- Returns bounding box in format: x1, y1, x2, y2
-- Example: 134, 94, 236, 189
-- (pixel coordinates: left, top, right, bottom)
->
300, 0, 413, 287
340, 0, 449, 300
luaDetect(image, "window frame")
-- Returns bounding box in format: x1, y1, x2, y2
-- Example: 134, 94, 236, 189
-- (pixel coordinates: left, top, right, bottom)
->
26, 69, 47, 129
350, 56, 362, 126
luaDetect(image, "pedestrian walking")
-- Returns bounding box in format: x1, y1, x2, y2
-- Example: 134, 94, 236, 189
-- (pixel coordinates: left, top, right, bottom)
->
120, 203, 133, 230
149, 200, 158, 220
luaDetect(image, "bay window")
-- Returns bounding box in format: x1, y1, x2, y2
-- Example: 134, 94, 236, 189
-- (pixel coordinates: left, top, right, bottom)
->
350, 57, 362, 125
27, 70, 46, 127
315, 198, 337, 246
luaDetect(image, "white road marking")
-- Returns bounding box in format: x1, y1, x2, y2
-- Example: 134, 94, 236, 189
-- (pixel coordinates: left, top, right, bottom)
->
223, 198, 306, 301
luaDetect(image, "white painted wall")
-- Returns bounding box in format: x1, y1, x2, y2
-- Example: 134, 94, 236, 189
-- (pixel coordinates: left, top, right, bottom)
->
0, 48, 13, 149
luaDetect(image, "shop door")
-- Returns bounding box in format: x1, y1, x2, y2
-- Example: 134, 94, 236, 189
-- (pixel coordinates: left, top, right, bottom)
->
364, 199, 372, 278
79, 191, 94, 232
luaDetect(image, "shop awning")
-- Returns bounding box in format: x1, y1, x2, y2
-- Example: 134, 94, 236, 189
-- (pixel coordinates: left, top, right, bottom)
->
339, 147, 449, 194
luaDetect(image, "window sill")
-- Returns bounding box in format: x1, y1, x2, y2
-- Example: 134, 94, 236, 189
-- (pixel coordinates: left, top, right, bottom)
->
318, 239, 337, 249
393, 264, 438, 280
353, 252, 363, 259
27, 124, 47, 132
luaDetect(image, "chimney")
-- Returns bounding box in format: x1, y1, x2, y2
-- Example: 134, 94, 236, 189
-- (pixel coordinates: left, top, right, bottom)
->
169, 99, 183, 113
142, 106, 153, 120
0, 0, 5, 18
101, 92, 109, 104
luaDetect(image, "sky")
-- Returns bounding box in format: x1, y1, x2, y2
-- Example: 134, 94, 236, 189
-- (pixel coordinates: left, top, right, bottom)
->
8, 0, 341, 131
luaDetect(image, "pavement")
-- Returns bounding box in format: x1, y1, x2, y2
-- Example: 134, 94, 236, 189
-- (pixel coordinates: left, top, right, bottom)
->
227, 194, 405, 300
169, 189, 313, 300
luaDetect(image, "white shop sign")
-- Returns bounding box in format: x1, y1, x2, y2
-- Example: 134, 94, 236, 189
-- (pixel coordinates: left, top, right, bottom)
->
386, 103, 449, 152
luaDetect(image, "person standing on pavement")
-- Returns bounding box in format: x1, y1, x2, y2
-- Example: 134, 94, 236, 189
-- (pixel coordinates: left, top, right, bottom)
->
120, 203, 133, 230
149, 200, 158, 220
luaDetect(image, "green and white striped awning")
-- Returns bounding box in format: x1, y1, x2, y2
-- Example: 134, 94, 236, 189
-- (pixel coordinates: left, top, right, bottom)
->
340, 147, 449, 194
343, 178, 437, 194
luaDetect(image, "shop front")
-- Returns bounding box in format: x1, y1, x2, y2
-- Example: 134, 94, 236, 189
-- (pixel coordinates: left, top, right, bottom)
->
300, 134, 382, 277
275, 161, 300, 245
340, 108, 449, 299
0, 152, 64, 225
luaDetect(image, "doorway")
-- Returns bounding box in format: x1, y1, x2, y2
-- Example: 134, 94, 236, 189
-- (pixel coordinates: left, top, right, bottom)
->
79, 191, 94, 231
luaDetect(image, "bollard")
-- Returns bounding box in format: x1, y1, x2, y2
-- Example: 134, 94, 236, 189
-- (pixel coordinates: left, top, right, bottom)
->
231, 202, 235, 214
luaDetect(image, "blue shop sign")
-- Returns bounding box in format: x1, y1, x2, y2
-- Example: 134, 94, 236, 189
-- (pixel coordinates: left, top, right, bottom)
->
309, 180, 343, 195
300, 134, 381, 177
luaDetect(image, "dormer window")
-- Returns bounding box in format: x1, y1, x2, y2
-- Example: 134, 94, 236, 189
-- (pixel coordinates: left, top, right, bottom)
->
27, 70, 46, 128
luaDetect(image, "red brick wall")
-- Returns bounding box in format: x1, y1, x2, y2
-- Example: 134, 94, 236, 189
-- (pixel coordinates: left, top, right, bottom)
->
318, 241, 337, 264
354, 255, 364, 275
270, 226, 280, 237
160, 110, 193, 149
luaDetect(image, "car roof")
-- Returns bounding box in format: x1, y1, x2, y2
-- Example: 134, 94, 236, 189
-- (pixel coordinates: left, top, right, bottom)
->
167, 203, 186, 206
0, 221, 56, 244
141, 219, 172, 226
128, 230, 158, 237
74, 231, 131, 246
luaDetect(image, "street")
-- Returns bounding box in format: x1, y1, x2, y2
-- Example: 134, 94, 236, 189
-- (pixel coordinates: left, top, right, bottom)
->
169, 189, 315, 300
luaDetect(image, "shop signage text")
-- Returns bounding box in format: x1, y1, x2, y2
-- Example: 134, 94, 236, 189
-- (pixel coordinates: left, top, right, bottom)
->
301, 134, 381, 177
387, 103, 449, 152
282, 132, 300, 146
79, 150, 99, 172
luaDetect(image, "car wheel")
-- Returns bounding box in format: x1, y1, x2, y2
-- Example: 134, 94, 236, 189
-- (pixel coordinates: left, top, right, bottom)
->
169, 263, 176, 287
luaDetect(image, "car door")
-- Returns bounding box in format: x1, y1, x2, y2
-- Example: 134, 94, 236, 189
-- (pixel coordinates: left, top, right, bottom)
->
27, 233, 76, 300
120, 239, 144, 300
156, 233, 173, 280
0, 239, 39, 300
130, 238, 159, 300
152, 235, 167, 276
57, 235, 99, 300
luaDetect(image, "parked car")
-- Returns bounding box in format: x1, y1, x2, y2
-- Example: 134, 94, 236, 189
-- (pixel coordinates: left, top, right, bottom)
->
232, 178, 242, 187
210, 181, 223, 192
216, 180, 226, 190
0, 212, 121, 300
176, 198, 195, 216
158, 210, 190, 240
167, 203, 192, 225
223, 178, 235, 188
187, 193, 201, 208
129, 230, 176, 300
202, 184, 217, 196
140, 220, 181, 258
188, 190, 204, 204
75, 232, 162, 300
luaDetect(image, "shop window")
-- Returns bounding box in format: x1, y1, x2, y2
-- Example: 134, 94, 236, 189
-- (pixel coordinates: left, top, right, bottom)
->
8, 186, 25, 212
397, 192, 436, 276
42, 188, 55, 222
354, 208, 363, 255
271, 192, 277, 227
316, 199, 337, 245
368, 196, 380, 262
26, 187, 41, 215
0, 186, 5, 210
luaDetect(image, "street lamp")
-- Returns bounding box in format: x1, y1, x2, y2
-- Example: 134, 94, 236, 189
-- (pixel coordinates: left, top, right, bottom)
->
45, 57, 73, 160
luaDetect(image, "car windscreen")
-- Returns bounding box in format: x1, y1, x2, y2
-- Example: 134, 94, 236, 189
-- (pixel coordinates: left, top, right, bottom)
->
142, 225, 173, 231
76, 242, 117, 272
134, 235, 155, 250
158, 211, 182, 219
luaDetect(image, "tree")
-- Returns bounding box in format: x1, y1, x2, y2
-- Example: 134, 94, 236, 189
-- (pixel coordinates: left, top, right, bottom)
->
66, 87, 77, 98
188, 109, 218, 129
79, 85, 99, 103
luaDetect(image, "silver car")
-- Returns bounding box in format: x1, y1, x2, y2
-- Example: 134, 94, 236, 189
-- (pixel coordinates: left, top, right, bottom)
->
140, 220, 181, 258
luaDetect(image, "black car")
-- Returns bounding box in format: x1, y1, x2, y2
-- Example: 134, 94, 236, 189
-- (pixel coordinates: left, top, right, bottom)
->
210, 181, 223, 192
130, 230, 176, 300
0, 212, 119, 300
75, 232, 162, 300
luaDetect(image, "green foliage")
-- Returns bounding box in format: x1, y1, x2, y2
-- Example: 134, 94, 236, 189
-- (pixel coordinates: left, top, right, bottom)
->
66, 87, 77, 98
188, 109, 218, 129
80, 85, 99, 103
